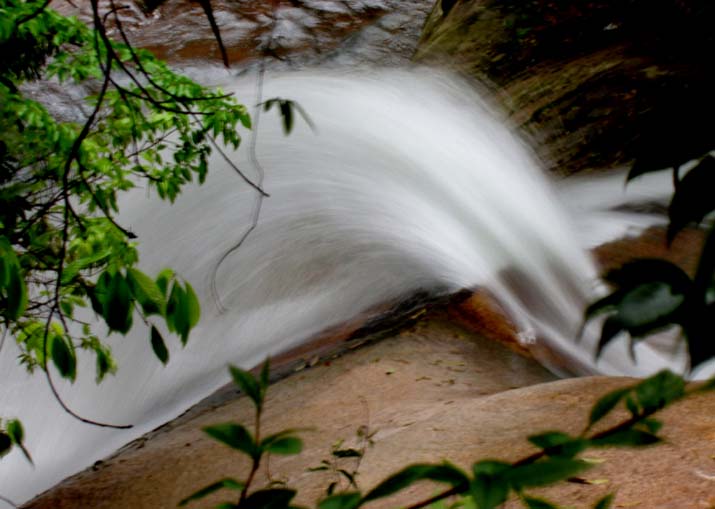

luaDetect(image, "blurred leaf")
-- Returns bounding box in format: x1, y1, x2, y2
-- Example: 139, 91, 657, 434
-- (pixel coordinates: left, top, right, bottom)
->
596, 315, 624, 358
150, 326, 169, 365
588, 386, 629, 429
127, 268, 164, 316
51, 334, 76, 381
594, 494, 614, 509
229, 364, 262, 410
641, 418, 663, 434
528, 432, 587, 459
618, 282, 685, 332
332, 448, 362, 458
6, 419, 23, 444
693, 224, 715, 299
591, 429, 661, 447
166, 282, 188, 342
4, 261, 27, 320
667, 156, 715, 242
155, 268, 174, 296
634, 370, 685, 413
506, 458, 591, 489
522, 496, 558, 509
363, 463, 469, 504
102, 271, 133, 334
184, 281, 200, 329
178, 478, 244, 506
318, 492, 361, 509
8, 419, 32, 464
203, 422, 258, 459
604, 260, 691, 290
0, 432, 11, 458
471, 461, 510, 509
262, 436, 303, 456
242, 488, 297, 509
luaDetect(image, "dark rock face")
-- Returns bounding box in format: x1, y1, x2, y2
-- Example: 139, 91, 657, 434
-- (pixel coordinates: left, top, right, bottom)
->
415, 0, 715, 175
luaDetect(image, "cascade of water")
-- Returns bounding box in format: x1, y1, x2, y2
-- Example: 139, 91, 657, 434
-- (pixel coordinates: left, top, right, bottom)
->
0, 69, 686, 503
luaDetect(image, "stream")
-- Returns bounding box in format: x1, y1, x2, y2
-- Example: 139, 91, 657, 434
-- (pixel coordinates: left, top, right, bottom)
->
0, 0, 695, 503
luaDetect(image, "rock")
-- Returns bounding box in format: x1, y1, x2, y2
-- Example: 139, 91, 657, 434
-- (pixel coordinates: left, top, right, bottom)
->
415, 0, 715, 175
24, 310, 715, 509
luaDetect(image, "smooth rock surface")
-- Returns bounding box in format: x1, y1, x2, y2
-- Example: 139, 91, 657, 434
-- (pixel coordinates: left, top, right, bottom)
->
25, 309, 715, 509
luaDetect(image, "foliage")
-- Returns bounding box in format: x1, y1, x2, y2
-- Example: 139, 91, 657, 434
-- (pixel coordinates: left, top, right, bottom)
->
0, 0, 252, 458
308, 425, 376, 497
584, 151, 715, 369
193, 362, 714, 509
180, 360, 305, 508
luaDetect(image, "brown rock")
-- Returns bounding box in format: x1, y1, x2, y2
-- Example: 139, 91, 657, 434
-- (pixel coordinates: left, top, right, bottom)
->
25, 311, 715, 509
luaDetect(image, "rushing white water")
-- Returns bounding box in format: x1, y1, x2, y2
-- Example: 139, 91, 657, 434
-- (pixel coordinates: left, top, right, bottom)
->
0, 69, 688, 503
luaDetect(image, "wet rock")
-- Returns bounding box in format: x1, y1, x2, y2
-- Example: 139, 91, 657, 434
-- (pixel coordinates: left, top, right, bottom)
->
415, 1, 715, 175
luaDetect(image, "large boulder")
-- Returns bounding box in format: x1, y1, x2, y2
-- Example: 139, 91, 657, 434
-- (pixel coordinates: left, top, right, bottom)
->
415, 0, 715, 175
24, 310, 715, 509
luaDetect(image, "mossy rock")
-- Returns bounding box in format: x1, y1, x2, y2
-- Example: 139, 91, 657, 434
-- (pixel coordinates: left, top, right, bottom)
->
415, 0, 715, 175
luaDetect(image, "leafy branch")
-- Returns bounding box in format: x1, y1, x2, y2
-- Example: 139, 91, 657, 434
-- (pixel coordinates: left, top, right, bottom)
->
189, 362, 712, 509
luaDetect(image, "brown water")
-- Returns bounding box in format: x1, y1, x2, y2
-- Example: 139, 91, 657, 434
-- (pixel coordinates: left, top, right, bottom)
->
51, 0, 435, 68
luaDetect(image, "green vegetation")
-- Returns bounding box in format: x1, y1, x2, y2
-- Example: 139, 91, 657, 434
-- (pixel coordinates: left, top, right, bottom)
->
191, 362, 714, 509
2, 1, 714, 508
585, 153, 715, 369
0, 0, 251, 457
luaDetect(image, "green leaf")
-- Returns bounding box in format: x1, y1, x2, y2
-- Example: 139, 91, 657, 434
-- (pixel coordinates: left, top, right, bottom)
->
332, 448, 362, 458
618, 282, 685, 332
61, 249, 111, 284
178, 478, 243, 506
522, 496, 558, 509
203, 422, 258, 459
318, 492, 362, 509
528, 432, 587, 459
667, 156, 715, 242
593, 493, 614, 509
155, 268, 174, 296
166, 282, 184, 333
7, 419, 32, 464
241, 488, 297, 509
596, 315, 624, 358
262, 435, 303, 456
506, 458, 591, 489
279, 100, 294, 134
641, 418, 663, 434
102, 271, 133, 334
362, 463, 469, 504
229, 364, 262, 410
0, 432, 11, 458
150, 326, 169, 364
6, 419, 23, 444
590, 429, 661, 448
127, 268, 164, 316
4, 262, 27, 320
470, 461, 511, 509
634, 370, 685, 413
184, 281, 200, 329
471, 477, 509, 509
51, 334, 76, 381
588, 387, 631, 429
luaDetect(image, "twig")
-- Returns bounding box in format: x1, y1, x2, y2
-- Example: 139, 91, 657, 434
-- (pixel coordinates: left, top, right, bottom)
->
14, 0, 51, 26
0, 493, 18, 508
195, 0, 230, 67
210, 62, 268, 312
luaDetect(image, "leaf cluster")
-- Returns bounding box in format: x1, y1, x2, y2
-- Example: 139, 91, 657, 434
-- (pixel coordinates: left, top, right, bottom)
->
0, 0, 250, 450
585, 151, 715, 369
190, 362, 709, 509
181, 360, 305, 509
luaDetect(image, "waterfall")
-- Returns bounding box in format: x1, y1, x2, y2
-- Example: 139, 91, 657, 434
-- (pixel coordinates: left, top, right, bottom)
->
0, 68, 686, 503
